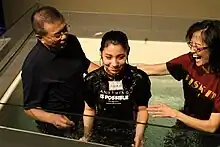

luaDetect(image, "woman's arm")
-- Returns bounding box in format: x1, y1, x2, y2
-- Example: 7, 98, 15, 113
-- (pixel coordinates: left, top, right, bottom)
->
134, 106, 148, 147
147, 104, 220, 133
137, 63, 169, 76
81, 102, 95, 141
176, 111, 220, 133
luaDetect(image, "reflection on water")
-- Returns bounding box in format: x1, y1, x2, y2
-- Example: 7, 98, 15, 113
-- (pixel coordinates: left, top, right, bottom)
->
145, 76, 184, 147
0, 76, 220, 147
0, 82, 38, 132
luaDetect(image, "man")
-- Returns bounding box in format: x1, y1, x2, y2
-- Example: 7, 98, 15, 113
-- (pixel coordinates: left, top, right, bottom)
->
21, 6, 99, 137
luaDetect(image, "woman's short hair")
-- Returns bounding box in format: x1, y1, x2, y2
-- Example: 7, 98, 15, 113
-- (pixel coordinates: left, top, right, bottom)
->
186, 20, 220, 73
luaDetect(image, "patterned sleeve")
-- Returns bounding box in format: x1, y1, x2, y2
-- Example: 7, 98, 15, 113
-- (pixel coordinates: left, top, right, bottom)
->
133, 71, 152, 107
166, 53, 191, 81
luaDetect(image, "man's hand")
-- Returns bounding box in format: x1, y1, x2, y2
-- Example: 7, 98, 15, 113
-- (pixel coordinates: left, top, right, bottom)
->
50, 114, 75, 128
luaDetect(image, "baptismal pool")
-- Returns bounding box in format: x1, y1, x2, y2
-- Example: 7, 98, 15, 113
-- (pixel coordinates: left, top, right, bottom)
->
0, 5, 219, 146
0, 75, 198, 147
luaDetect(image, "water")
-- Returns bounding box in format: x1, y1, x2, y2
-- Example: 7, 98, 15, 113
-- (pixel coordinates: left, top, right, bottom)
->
0, 76, 220, 146
145, 76, 183, 147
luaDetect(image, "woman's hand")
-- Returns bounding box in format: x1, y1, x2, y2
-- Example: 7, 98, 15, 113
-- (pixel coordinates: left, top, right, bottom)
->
79, 136, 89, 142
147, 104, 178, 118
132, 136, 144, 147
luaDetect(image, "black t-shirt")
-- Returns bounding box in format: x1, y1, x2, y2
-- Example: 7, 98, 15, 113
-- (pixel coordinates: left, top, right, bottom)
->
84, 65, 151, 122
21, 34, 90, 116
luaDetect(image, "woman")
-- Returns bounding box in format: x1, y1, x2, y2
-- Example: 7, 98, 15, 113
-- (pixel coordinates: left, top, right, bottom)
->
80, 30, 151, 147
139, 20, 220, 146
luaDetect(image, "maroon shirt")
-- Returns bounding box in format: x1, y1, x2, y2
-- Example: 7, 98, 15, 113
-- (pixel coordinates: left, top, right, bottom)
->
166, 53, 220, 120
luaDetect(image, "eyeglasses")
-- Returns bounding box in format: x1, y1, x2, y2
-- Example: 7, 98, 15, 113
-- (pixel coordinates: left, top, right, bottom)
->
53, 24, 70, 39
187, 41, 208, 52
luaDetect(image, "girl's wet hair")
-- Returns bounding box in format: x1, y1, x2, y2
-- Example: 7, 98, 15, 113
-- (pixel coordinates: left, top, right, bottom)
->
100, 30, 130, 55
186, 20, 220, 73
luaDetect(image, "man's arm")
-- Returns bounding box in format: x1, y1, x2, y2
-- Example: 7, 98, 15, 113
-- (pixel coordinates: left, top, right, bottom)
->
87, 62, 100, 73
72, 35, 100, 73
24, 108, 74, 128
22, 67, 74, 128
137, 63, 169, 76
24, 108, 52, 122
